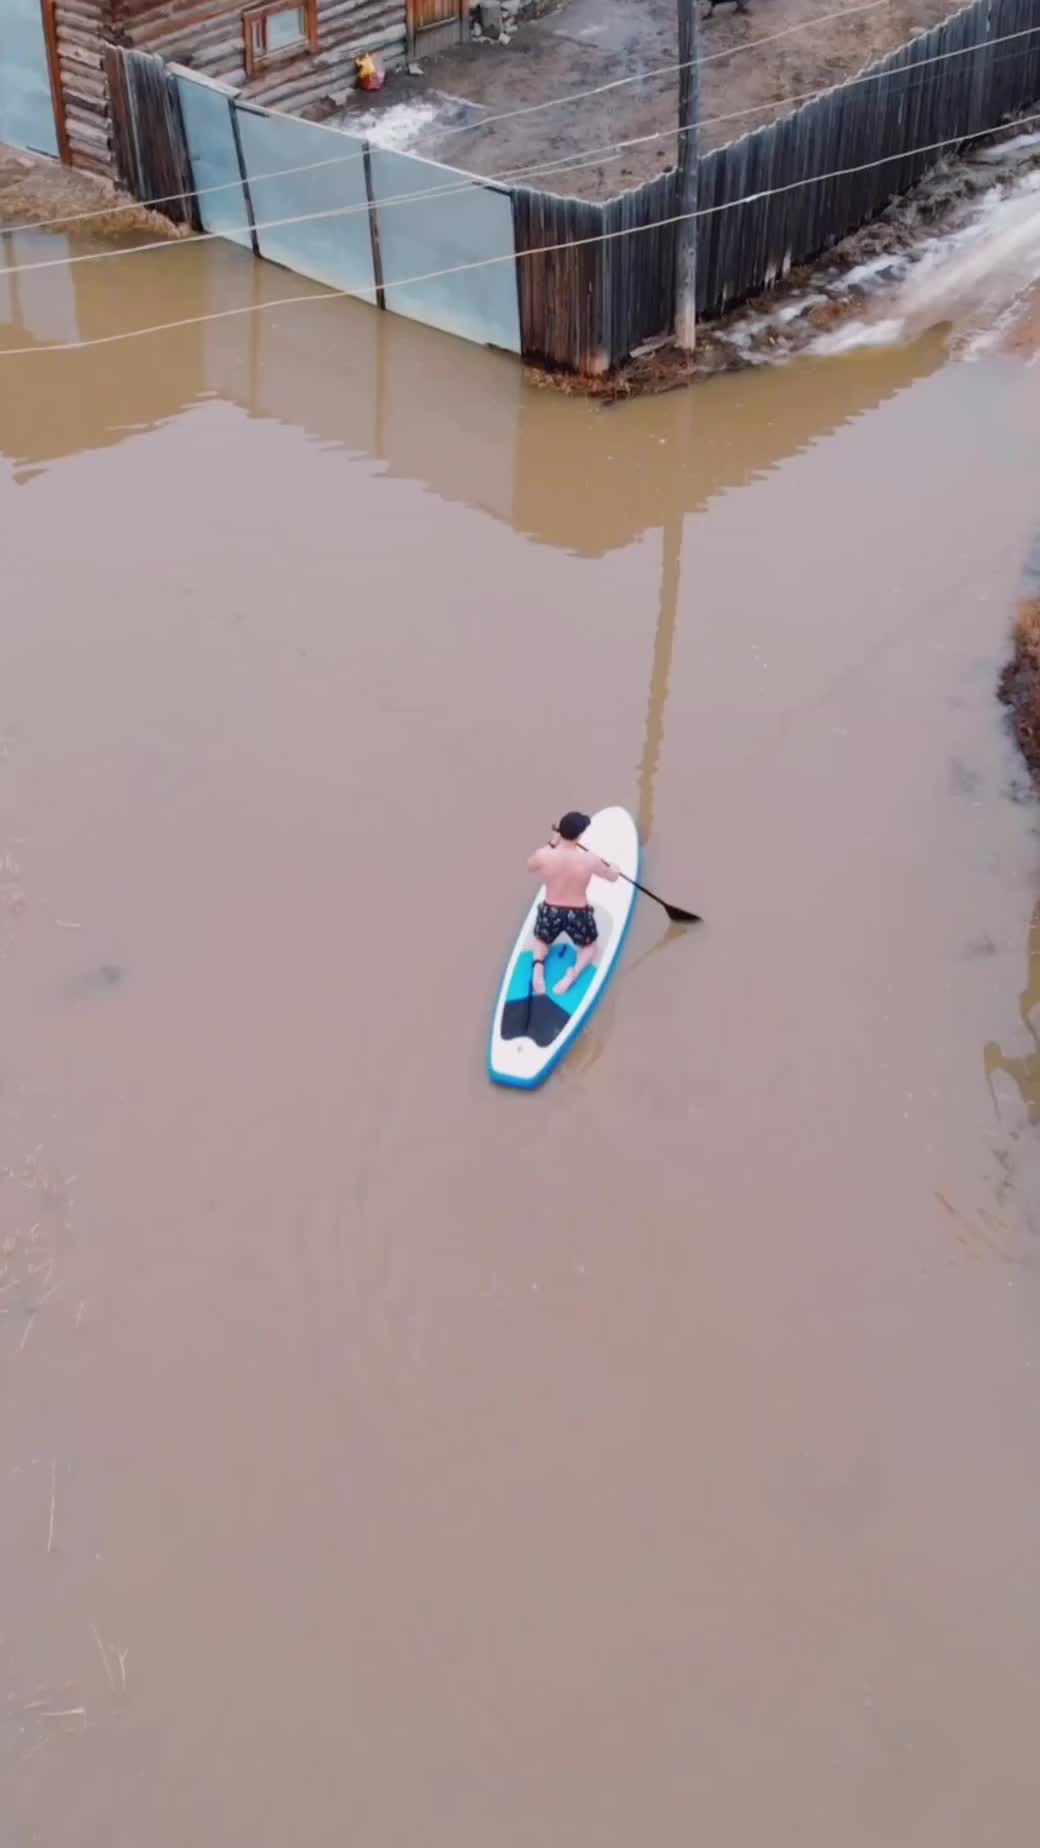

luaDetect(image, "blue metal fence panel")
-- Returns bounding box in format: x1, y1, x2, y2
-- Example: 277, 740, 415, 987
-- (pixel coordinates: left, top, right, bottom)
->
175, 72, 252, 248
234, 105, 376, 301
0, 0, 58, 157
172, 72, 519, 351
369, 149, 520, 353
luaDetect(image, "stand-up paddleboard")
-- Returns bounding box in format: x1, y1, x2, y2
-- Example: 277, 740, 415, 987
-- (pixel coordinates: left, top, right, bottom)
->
488, 806, 640, 1090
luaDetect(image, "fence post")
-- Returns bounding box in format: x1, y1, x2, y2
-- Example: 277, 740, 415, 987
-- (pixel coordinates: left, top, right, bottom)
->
227, 100, 260, 255
361, 141, 387, 310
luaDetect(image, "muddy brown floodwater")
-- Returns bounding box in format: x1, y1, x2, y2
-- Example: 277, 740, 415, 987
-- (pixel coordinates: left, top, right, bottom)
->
2, 223, 1040, 1848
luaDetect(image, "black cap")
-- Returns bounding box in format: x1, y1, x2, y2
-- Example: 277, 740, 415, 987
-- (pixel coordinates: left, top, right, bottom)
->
557, 810, 591, 841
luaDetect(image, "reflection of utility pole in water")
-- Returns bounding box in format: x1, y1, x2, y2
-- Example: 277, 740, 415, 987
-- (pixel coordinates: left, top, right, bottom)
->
248, 259, 261, 407
373, 306, 386, 456
638, 505, 683, 845
638, 402, 689, 845
1, 231, 23, 330
984, 901, 1040, 1124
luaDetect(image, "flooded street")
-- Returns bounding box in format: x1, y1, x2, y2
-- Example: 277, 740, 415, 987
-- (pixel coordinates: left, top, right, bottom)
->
3, 225, 1040, 1846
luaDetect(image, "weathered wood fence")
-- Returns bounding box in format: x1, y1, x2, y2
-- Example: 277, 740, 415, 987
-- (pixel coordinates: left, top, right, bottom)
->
105, 0, 1040, 373
104, 44, 199, 230
514, 0, 1040, 370
513, 173, 677, 375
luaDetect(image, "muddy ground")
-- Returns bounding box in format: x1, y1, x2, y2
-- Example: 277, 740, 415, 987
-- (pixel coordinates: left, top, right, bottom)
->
0, 146, 185, 242
1001, 540, 1040, 791
524, 120, 1040, 394
335, 0, 975, 197
993, 229, 1040, 793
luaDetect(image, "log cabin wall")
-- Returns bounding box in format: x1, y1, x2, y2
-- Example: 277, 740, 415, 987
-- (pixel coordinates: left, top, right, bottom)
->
52, 0, 115, 172
109, 0, 408, 117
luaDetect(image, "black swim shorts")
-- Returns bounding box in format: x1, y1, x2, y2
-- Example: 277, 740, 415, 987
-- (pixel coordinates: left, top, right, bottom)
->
534, 903, 598, 949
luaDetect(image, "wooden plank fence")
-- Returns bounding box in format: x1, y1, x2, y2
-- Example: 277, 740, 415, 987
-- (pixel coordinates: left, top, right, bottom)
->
104, 45, 200, 230
101, 0, 1040, 372
512, 0, 1040, 369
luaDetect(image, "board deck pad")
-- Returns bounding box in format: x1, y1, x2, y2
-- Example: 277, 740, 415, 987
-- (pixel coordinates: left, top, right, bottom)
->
501, 993, 568, 1047
500, 949, 597, 1045
488, 808, 640, 1089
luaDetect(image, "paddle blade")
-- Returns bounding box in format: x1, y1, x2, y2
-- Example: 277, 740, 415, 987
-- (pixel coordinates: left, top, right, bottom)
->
664, 903, 702, 924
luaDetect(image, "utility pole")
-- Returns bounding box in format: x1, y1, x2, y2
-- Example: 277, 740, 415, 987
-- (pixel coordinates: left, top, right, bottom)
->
674, 0, 700, 350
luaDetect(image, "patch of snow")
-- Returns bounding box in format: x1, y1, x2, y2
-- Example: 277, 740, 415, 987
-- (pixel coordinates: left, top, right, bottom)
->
351, 101, 438, 152
813, 318, 902, 354
975, 132, 1040, 164
772, 292, 827, 324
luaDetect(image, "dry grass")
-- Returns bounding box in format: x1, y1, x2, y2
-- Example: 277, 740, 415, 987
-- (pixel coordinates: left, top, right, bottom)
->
1000, 594, 1040, 788
0, 145, 187, 243
524, 338, 729, 402
998, 286, 1040, 361
1016, 597, 1040, 658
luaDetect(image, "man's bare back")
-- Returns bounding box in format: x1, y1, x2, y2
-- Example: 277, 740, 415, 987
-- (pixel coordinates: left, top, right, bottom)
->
527, 810, 619, 997
527, 839, 614, 904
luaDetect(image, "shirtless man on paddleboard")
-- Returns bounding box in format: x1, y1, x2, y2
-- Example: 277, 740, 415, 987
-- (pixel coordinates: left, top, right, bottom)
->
528, 810, 619, 998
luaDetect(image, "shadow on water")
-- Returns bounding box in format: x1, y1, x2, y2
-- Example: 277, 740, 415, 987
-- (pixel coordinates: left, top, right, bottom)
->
622, 920, 691, 983
62, 962, 125, 1004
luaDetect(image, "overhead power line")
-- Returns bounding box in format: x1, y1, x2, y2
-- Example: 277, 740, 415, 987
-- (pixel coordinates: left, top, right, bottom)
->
2, 107, 1037, 360
2, 0, 899, 234
2, 26, 1038, 280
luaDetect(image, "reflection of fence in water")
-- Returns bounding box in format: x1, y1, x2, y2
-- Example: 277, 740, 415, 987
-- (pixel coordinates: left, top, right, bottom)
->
0, 229, 80, 346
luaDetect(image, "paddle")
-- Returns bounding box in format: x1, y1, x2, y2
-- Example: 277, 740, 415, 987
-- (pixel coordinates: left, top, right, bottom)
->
562, 832, 702, 925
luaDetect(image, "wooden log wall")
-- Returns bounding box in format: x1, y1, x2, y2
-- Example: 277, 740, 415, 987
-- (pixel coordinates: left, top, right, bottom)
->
512, 0, 1040, 370
109, 0, 407, 117
104, 45, 200, 225
53, 0, 115, 172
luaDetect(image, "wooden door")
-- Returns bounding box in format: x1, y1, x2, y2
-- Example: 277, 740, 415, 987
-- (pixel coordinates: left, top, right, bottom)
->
408, 0, 468, 57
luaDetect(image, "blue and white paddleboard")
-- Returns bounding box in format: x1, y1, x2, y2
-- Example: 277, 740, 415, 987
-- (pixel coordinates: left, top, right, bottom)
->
488, 806, 640, 1090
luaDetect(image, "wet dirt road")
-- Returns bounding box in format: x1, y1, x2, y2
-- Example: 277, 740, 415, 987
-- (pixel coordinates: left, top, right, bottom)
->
2, 234, 1040, 1847
336, 0, 962, 193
